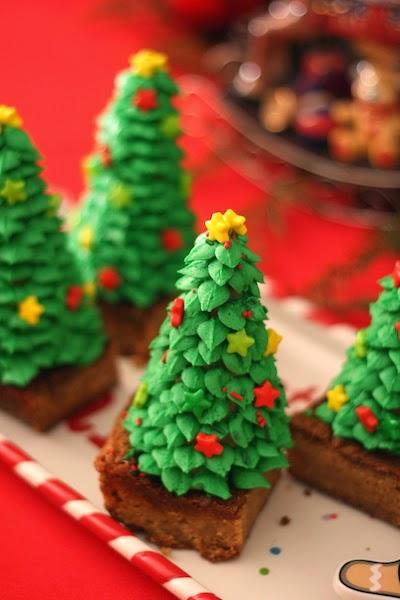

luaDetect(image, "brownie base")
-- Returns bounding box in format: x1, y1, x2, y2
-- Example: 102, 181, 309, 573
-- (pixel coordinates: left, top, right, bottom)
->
100, 298, 169, 364
96, 412, 281, 562
289, 413, 400, 527
0, 342, 117, 431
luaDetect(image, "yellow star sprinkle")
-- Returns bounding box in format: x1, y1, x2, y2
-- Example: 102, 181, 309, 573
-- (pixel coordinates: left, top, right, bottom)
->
327, 384, 349, 412
0, 179, 27, 205
227, 329, 255, 358
79, 225, 94, 250
18, 296, 44, 326
133, 382, 149, 408
109, 183, 132, 208
130, 49, 169, 77
206, 209, 247, 243
84, 282, 97, 299
264, 328, 282, 356
354, 330, 367, 358
0, 105, 22, 128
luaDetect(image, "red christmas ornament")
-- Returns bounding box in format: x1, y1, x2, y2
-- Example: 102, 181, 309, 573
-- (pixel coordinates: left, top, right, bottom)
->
393, 261, 400, 288
162, 228, 183, 251
134, 88, 158, 111
66, 286, 83, 311
253, 381, 280, 409
256, 411, 266, 428
98, 144, 112, 167
355, 405, 379, 433
194, 432, 223, 458
170, 297, 185, 327
98, 266, 121, 290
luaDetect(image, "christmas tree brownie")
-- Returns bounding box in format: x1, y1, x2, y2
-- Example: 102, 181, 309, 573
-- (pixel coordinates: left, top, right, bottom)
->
0, 106, 117, 431
96, 209, 292, 561
289, 263, 400, 527
72, 49, 195, 362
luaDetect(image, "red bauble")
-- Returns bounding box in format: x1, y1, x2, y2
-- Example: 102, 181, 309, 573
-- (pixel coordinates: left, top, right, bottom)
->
98, 267, 121, 290
162, 228, 183, 251
98, 144, 112, 167
194, 432, 224, 458
253, 381, 280, 409
134, 89, 158, 111
170, 297, 184, 328
355, 405, 378, 433
66, 286, 83, 311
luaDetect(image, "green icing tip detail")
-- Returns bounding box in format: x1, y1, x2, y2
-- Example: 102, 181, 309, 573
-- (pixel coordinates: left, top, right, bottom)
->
0, 178, 27, 204
354, 330, 367, 358
259, 567, 270, 576
133, 382, 149, 408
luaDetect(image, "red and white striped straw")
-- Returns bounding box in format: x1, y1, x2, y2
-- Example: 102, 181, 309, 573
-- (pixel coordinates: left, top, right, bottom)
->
0, 433, 221, 600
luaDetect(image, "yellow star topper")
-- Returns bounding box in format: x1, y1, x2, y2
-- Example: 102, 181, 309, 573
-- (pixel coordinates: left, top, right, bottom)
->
264, 328, 282, 356
206, 209, 247, 243
18, 296, 45, 326
130, 49, 169, 77
327, 384, 349, 412
227, 329, 255, 358
0, 105, 22, 128
0, 179, 27, 205
79, 225, 94, 250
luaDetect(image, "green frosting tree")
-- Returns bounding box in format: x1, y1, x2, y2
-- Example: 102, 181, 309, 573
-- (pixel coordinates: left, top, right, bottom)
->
124, 209, 291, 500
0, 105, 106, 387
317, 263, 400, 453
72, 49, 195, 307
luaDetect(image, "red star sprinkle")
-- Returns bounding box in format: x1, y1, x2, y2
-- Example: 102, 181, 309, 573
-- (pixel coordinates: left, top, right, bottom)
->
134, 88, 158, 111
253, 381, 280, 409
256, 411, 266, 428
98, 266, 121, 290
242, 310, 253, 318
393, 261, 400, 287
98, 144, 112, 167
66, 286, 83, 311
355, 405, 379, 433
162, 228, 183, 251
194, 432, 224, 458
224, 240, 231, 249
170, 297, 185, 328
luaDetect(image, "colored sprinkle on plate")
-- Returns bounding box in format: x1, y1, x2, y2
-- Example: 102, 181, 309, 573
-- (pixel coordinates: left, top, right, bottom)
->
270, 547, 281, 555
322, 512, 338, 520
259, 567, 270, 576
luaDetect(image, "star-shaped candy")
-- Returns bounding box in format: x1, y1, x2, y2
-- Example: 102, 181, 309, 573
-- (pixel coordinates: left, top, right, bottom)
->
0, 105, 22, 128
130, 49, 169, 77
253, 381, 280, 409
0, 179, 27, 205
327, 384, 349, 412
133, 382, 149, 408
206, 209, 247, 243
355, 405, 378, 433
79, 225, 94, 250
194, 432, 224, 458
354, 330, 367, 358
181, 390, 211, 418
134, 88, 158, 111
227, 329, 255, 357
109, 183, 132, 208
18, 295, 44, 326
264, 328, 282, 356
161, 114, 181, 138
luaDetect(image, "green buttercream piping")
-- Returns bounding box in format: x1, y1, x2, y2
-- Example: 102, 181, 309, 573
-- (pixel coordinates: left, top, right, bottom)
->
316, 273, 400, 453
124, 230, 292, 499
0, 122, 106, 387
71, 60, 195, 308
